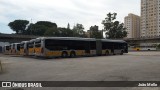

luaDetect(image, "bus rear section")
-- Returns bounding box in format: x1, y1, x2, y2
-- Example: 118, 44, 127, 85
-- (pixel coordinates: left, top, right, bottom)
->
97, 39, 128, 55
28, 39, 35, 56
20, 41, 29, 56
112, 42, 127, 55
35, 37, 97, 58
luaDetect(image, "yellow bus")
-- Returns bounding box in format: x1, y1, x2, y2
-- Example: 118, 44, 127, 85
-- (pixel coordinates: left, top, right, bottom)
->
4, 45, 10, 55
28, 39, 36, 56
11, 43, 20, 55
34, 37, 128, 58
20, 41, 29, 56
131, 46, 157, 51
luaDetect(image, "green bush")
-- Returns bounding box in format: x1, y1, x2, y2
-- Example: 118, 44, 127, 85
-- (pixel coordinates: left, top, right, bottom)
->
157, 44, 160, 49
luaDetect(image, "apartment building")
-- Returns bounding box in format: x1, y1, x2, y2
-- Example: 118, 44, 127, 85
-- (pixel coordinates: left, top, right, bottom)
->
124, 13, 140, 38
141, 0, 160, 38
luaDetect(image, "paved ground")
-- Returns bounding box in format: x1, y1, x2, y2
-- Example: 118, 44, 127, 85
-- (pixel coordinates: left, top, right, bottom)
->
0, 51, 160, 90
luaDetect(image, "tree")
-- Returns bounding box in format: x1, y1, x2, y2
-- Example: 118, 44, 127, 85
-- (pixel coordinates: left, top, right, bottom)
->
44, 28, 54, 36
89, 25, 103, 39
44, 27, 59, 36
8, 20, 29, 34
102, 12, 127, 39
72, 23, 86, 37
67, 23, 70, 29
58, 28, 73, 37
157, 44, 160, 49
30, 24, 48, 36
26, 21, 58, 36
36, 21, 57, 28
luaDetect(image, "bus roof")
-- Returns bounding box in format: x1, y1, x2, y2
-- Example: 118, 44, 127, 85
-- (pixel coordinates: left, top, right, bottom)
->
35, 37, 96, 41
30, 39, 36, 41
34, 37, 127, 43
100, 39, 127, 43
13, 43, 20, 45
21, 41, 29, 44
29, 39, 36, 43
5, 45, 9, 46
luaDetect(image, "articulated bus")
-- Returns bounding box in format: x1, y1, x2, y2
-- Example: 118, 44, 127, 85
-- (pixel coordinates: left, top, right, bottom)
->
28, 39, 36, 56
20, 41, 29, 56
34, 37, 128, 58
11, 43, 20, 55
4, 45, 10, 55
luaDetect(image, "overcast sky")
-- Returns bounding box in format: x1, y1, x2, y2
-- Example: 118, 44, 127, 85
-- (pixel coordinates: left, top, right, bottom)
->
0, 0, 140, 34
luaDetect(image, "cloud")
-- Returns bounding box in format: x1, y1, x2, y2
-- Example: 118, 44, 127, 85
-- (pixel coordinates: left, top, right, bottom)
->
0, 0, 140, 33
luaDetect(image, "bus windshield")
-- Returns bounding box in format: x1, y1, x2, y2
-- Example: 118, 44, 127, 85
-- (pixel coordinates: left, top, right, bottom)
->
35, 39, 41, 47
20, 43, 24, 49
28, 42, 34, 48
6, 46, 10, 50
17, 44, 20, 51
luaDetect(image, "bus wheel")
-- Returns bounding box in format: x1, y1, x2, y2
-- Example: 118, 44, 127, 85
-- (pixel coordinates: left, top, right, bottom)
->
120, 50, 124, 55
61, 52, 68, 58
70, 51, 76, 58
105, 51, 109, 56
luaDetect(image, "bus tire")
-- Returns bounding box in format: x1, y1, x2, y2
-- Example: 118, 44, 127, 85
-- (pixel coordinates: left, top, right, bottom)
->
61, 51, 68, 58
120, 50, 124, 55
105, 50, 109, 56
70, 51, 76, 58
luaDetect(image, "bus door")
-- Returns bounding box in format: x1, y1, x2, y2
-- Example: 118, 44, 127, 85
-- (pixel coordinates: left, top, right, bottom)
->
16, 44, 20, 54
84, 41, 90, 55
124, 43, 128, 53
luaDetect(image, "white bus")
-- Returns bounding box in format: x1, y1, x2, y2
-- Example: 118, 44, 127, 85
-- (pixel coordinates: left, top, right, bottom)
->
20, 41, 29, 56
131, 46, 157, 51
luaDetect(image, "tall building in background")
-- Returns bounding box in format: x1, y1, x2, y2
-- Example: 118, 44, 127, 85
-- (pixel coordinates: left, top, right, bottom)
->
141, 0, 160, 38
124, 13, 140, 39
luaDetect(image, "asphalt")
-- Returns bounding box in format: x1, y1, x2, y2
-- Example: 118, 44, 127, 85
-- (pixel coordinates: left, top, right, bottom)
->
0, 51, 160, 90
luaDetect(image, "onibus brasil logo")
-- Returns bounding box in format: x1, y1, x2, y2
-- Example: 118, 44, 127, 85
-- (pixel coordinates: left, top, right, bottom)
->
2, 82, 42, 87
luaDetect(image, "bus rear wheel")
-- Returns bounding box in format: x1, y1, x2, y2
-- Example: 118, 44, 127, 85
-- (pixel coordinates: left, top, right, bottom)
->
61, 52, 68, 58
120, 50, 124, 55
70, 51, 76, 58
